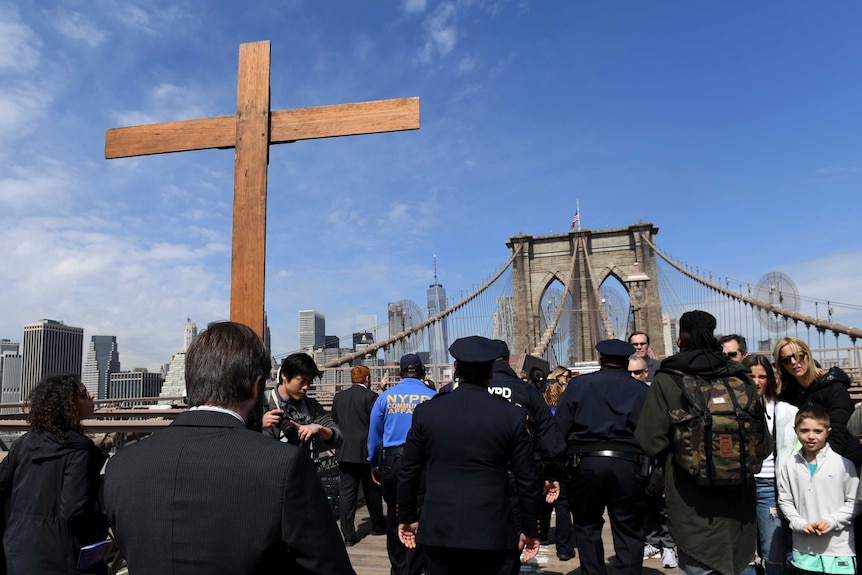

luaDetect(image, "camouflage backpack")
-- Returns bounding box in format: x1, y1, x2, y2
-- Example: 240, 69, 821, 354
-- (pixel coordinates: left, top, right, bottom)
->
664, 369, 767, 487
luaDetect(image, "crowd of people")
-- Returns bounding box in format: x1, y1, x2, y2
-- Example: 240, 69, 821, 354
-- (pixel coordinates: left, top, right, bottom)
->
0, 315, 860, 575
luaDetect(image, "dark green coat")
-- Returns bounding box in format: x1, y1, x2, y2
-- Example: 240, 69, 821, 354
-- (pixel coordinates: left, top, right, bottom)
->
635, 349, 766, 575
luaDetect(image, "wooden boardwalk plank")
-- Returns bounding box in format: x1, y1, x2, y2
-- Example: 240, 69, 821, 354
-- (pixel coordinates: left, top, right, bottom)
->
344, 502, 671, 575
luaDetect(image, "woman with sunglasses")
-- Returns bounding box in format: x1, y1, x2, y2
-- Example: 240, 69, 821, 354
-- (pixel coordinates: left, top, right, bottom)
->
0, 374, 108, 574
742, 355, 798, 575
774, 336, 862, 466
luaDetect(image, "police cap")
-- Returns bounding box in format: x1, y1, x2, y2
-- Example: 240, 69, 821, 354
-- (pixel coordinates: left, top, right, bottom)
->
400, 353, 424, 374
449, 336, 506, 364
493, 339, 510, 361
595, 339, 635, 359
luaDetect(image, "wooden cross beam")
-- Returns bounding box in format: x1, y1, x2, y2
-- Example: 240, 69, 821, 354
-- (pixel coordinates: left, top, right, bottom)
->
105, 40, 420, 338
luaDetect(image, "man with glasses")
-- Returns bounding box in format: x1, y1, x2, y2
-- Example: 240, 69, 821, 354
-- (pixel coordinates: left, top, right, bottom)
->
719, 334, 749, 364
628, 332, 660, 383
627, 356, 649, 384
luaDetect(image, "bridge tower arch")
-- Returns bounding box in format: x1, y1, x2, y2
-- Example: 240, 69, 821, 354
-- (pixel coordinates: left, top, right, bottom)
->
506, 223, 665, 363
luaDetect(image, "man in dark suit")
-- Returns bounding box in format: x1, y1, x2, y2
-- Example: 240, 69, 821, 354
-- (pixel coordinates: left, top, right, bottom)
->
104, 321, 355, 575
332, 364, 386, 545
397, 336, 541, 575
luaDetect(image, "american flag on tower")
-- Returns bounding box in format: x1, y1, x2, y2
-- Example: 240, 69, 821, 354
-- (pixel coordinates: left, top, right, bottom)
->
570, 210, 580, 229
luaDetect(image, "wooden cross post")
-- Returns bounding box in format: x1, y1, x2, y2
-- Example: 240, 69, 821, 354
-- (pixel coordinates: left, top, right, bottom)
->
105, 40, 420, 338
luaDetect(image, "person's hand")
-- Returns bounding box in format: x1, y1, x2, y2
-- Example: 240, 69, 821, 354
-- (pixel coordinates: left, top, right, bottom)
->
262, 409, 283, 430
519, 534, 540, 561
291, 421, 323, 443
381, 374, 390, 391
544, 480, 560, 503
371, 468, 382, 485
803, 519, 833, 535
398, 523, 419, 548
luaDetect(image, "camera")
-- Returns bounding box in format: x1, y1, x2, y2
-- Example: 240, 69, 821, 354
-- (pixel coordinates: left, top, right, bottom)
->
278, 408, 312, 446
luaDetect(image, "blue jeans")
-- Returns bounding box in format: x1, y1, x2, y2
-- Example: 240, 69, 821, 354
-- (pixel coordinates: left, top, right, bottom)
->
756, 477, 790, 575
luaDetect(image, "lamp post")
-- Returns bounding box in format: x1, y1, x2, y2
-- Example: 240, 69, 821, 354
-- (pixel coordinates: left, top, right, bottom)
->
625, 269, 651, 334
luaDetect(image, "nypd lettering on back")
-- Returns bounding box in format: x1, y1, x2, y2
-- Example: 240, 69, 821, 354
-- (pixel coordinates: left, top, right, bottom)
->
386, 393, 432, 414
487, 386, 513, 400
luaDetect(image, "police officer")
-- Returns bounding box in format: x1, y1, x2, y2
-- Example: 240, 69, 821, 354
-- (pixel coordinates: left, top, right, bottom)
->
555, 339, 649, 575
488, 341, 568, 567
397, 336, 541, 575
367, 354, 436, 575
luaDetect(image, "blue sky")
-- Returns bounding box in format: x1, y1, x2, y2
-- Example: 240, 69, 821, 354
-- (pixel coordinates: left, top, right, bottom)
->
1, 1, 860, 370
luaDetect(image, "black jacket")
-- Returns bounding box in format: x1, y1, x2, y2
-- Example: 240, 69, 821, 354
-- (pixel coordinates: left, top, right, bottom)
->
0, 430, 108, 575
556, 365, 648, 452
397, 384, 541, 549
489, 361, 567, 477
331, 384, 378, 464
778, 366, 862, 466
105, 410, 355, 575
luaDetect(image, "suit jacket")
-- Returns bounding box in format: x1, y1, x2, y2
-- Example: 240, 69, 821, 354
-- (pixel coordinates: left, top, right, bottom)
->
331, 383, 378, 464
397, 384, 541, 550
104, 410, 355, 575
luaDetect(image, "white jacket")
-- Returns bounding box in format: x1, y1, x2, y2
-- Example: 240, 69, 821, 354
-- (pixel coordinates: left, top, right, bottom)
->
778, 443, 860, 557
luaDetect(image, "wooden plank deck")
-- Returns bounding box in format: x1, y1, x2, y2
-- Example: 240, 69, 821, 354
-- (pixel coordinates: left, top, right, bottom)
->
344, 503, 671, 575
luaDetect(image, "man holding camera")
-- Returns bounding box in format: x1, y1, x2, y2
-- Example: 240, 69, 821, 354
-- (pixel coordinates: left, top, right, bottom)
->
263, 353, 342, 455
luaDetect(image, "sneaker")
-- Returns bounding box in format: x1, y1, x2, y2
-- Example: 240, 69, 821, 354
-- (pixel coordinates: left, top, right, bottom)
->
661, 547, 678, 568
643, 544, 661, 560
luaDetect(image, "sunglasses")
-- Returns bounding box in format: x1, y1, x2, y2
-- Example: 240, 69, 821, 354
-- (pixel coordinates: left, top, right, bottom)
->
725, 351, 739, 359
629, 369, 647, 376
780, 351, 807, 365
77, 389, 90, 399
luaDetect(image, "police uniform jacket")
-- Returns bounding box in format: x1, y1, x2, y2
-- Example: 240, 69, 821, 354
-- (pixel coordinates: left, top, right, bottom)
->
490, 360, 566, 475
366, 378, 436, 466
397, 384, 541, 550
555, 365, 648, 453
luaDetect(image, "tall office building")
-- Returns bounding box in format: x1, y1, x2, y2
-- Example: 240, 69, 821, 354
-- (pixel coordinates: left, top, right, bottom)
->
110, 369, 163, 404
263, 312, 272, 356
299, 310, 325, 351
0, 340, 21, 408
82, 335, 121, 399
21, 319, 84, 400
426, 260, 450, 364
0, 339, 18, 385
184, 318, 198, 352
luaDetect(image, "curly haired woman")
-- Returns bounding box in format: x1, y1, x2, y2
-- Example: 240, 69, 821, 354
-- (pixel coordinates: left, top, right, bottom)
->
0, 374, 108, 574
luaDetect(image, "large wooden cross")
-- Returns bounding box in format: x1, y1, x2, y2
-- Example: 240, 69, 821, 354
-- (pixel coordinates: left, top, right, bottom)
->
105, 40, 420, 338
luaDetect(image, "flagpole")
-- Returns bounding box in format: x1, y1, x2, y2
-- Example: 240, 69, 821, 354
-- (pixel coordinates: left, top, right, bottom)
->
577, 199, 581, 231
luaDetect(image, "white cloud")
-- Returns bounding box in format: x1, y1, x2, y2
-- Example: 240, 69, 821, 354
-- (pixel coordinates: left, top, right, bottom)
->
112, 82, 212, 127
54, 11, 110, 47
0, 5, 40, 71
0, 82, 52, 140
113, 5, 154, 31
418, 2, 458, 63
0, 213, 230, 368
110, 3, 188, 35
402, 0, 428, 14
0, 160, 78, 213
458, 55, 477, 73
